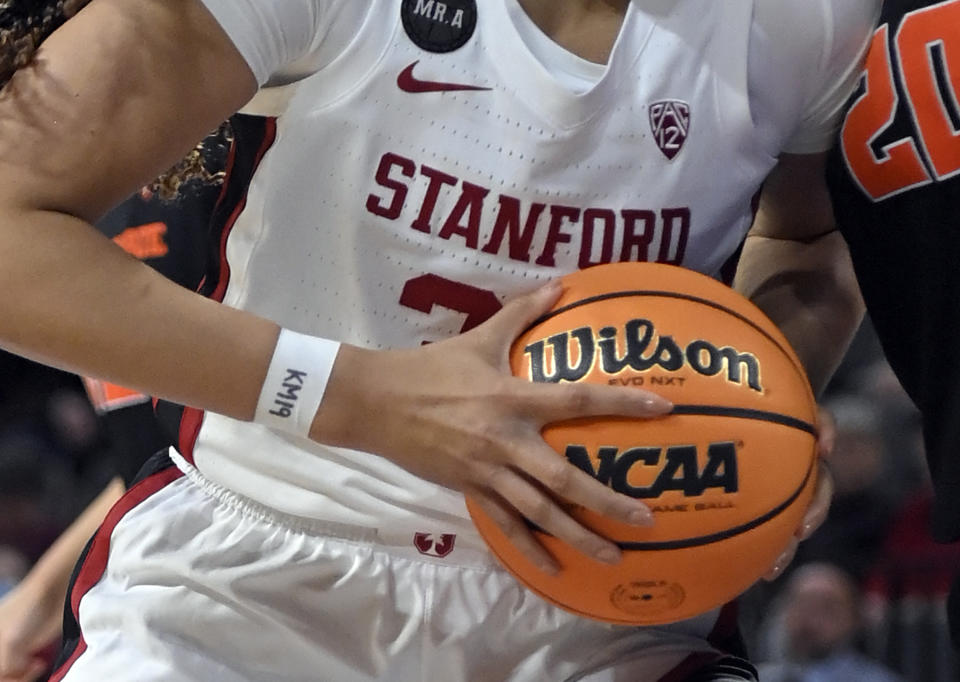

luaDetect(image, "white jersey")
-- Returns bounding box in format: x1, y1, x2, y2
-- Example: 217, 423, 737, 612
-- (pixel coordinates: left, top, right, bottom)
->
192, 0, 878, 550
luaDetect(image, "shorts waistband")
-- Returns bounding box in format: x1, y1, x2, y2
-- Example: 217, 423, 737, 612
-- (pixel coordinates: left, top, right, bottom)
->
170, 448, 500, 568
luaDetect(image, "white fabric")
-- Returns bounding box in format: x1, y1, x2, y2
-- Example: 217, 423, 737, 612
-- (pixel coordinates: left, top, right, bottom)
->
63, 452, 725, 681
62, 4, 879, 675
254, 329, 340, 438
200, 0, 879, 151
184, 0, 880, 550
509, 3, 606, 94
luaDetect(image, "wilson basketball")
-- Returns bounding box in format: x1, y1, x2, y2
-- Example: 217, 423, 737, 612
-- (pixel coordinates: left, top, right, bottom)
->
466, 262, 819, 625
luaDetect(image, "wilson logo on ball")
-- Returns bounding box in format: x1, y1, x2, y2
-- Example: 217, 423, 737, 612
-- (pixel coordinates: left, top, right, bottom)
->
565, 441, 739, 498
523, 318, 762, 391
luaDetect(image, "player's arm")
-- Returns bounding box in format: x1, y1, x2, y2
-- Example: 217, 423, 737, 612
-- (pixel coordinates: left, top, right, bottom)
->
736, 0, 876, 390
0, 0, 667, 575
733, 151, 863, 577
0, 0, 274, 418
733, 151, 865, 397
0, 478, 125, 682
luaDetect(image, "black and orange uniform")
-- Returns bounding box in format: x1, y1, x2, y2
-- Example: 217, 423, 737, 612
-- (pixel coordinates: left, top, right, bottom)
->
87, 141, 227, 484
827, 0, 960, 647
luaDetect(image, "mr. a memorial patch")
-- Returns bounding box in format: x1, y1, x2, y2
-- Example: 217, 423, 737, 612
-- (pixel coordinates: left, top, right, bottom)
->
401, 0, 478, 53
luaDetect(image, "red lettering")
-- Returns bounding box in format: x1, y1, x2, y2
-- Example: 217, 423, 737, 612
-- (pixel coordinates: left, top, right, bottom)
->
658, 207, 690, 264
366, 153, 416, 219
399, 273, 503, 336
620, 209, 657, 262
579, 208, 616, 268
368, 151, 695, 270
412, 164, 458, 233
480, 195, 545, 262
438, 182, 490, 248
535, 205, 581, 267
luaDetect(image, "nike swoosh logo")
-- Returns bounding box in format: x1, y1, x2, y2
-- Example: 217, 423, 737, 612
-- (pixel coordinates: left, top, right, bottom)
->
397, 61, 491, 93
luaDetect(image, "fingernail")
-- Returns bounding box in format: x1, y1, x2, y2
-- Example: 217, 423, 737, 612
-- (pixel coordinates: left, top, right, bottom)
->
643, 395, 674, 413
629, 507, 654, 526
541, 279, 562, 294
596, 546, 621, 565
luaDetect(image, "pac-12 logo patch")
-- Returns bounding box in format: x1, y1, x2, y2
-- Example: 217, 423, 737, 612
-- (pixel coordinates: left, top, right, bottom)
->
402, 0, 478, 53
649, 100, 690, 160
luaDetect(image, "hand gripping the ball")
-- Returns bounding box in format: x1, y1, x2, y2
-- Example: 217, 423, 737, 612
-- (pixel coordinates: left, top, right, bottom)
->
310, 280, 673, 574
764, 406, 836, 581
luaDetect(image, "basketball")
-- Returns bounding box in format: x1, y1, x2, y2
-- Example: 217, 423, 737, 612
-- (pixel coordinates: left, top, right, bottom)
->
466, 262, 819, 625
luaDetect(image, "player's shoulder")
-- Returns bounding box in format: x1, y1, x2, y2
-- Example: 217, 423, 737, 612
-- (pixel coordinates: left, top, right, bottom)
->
754, 0, 880, 64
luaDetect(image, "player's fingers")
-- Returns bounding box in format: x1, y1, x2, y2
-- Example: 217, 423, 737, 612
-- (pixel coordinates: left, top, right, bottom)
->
473, 280, 562, 352
518, 380, 673, 422
763, 536, 799, 582
513, 441, 655, 529
815, 406, 836, 460
486, 464, 632, 567
797, 460, 833, 541
466, 489, 559, 575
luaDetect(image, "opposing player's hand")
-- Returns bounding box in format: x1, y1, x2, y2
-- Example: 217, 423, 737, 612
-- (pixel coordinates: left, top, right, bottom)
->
764, 406, 835, 581
0, 581, 60, 682
314, 281, 673, 574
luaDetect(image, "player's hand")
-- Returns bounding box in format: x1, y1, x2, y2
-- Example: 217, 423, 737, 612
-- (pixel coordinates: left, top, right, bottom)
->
314, 280, 673, 574
0, 580, 61, 682
763, 406, 835, 581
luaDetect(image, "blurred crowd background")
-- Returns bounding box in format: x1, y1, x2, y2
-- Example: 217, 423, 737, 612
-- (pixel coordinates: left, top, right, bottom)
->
0, 312, 958, 681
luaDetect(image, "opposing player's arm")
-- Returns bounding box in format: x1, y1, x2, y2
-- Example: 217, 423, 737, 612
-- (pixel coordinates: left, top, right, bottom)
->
734, 151, 858, 579
0, 0, 277, 419
733, 151, 865, 397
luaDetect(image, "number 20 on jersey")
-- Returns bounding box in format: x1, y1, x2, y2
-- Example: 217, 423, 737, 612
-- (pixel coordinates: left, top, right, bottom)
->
842, 1, 960, 201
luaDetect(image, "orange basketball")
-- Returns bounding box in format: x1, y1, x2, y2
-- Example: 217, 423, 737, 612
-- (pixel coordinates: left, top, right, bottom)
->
466, 262, 818, 625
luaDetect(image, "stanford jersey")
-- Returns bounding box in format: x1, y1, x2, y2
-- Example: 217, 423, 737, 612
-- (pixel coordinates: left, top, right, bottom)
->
187, 0, 878, 546
827, 0, 960, 646
51, 3, 885, 680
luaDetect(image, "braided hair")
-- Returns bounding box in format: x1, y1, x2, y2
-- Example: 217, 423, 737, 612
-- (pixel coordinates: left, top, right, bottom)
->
0, 0, 231, 201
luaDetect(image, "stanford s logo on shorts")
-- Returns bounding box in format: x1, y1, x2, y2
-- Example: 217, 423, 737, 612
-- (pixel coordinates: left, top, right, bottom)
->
649, 100, 691, 160
413, 532, 457, 558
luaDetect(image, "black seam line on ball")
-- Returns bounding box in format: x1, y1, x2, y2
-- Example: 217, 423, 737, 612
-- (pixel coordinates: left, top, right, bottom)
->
669, 405, 817, 435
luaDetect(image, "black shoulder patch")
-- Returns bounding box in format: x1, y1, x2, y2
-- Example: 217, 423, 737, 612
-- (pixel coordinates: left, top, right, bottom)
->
401, 0, 478, 53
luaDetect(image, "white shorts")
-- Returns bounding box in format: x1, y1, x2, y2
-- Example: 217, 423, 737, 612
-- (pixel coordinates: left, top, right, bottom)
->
51, 449, 756, 682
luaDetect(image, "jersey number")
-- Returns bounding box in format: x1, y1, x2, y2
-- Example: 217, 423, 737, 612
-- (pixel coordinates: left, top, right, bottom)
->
842, 1, 960, 200
399, 274, 503, 340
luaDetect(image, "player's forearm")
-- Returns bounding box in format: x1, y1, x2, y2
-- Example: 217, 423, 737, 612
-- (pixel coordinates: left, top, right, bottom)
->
19, 477, 126, 600
733, 230, 865, 396
0, 207, 279, 421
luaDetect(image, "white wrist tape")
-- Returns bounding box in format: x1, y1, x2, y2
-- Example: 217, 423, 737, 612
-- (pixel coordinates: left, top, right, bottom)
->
254, 329, 341, 438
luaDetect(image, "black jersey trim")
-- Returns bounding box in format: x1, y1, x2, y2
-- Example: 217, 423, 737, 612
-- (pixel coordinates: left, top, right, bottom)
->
202, 114, 278, 302
158, 115, 278, 463
50, 455, 182, 681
